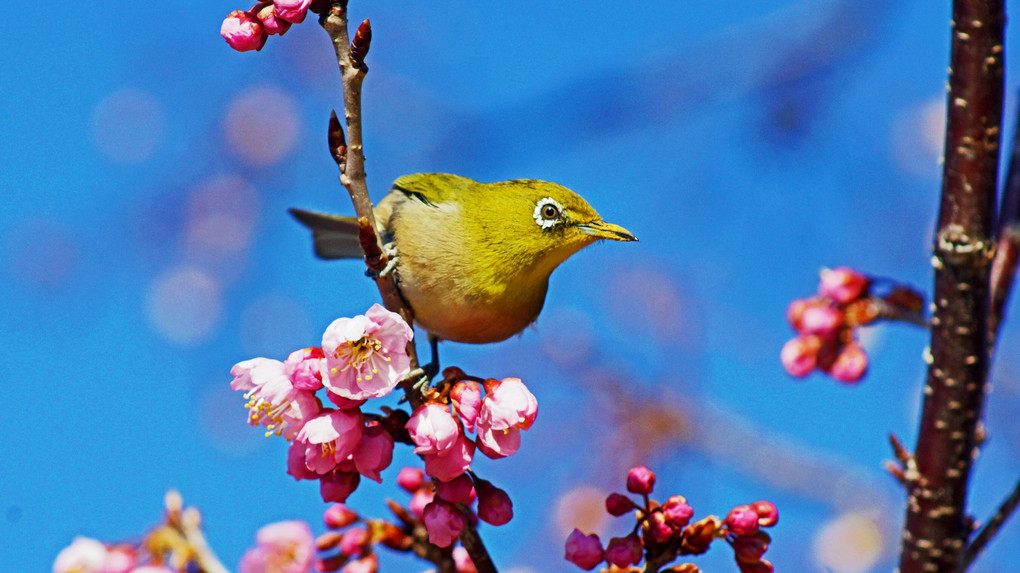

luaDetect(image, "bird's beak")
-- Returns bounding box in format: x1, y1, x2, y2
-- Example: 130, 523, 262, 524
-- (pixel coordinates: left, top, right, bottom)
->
576, 220, 638, 242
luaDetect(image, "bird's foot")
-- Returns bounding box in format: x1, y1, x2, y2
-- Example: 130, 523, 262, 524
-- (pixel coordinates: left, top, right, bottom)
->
365, 242, 399, 278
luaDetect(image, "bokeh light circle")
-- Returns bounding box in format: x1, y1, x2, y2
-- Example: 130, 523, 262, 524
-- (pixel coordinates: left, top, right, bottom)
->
224, 84, 301, 167
145, 265, 222, 347
90, 88, 165, 164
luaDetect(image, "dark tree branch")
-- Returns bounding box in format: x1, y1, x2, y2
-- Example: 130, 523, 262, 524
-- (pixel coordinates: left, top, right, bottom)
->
957, 477, 1020, 572
898, 2, 1005, 572
989, 93, 1020, 340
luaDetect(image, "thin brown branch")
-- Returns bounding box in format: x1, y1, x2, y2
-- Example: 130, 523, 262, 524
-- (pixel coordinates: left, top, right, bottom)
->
459, 518, 498, 573
989, 93, 1020, 339
957, 477, 1020, 572
898, 2, 1005, 572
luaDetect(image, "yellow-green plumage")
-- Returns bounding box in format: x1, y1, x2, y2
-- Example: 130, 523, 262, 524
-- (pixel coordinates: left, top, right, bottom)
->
291, 173, 636, 344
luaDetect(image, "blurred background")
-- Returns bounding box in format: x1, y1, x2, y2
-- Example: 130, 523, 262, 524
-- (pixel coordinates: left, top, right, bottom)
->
3, 0, 1020, 571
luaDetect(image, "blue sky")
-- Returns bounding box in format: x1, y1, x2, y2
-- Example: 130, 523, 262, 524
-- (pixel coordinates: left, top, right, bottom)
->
3, 1, 1020, 572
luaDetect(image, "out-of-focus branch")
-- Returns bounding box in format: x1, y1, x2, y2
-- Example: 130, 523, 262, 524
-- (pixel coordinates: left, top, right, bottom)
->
898, 2, 1005, 572
318, 2, 423, 404
989, 94, 1020, 340
957, 477, 1020, 571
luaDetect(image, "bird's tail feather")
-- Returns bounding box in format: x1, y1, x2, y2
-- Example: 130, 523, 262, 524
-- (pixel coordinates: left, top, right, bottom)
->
288, 208, 364, 260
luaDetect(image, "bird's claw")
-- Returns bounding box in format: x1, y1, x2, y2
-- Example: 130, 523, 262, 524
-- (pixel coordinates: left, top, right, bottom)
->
365, 242, 400, 278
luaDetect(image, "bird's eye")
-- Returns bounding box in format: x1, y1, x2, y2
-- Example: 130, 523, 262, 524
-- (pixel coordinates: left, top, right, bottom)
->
533, 197, 565, 229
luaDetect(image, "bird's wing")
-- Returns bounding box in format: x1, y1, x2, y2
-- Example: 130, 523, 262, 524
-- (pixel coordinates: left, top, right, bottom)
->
288, 208, 364, 260
391, 173, 476, 205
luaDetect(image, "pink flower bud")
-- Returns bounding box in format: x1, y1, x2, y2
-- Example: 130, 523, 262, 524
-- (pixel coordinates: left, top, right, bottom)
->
829, 342, 868, 383
605, 534, 643, 568
273, 0, 312, 24
338, 527, 369, 557
341, 553, 378, 573
407, 403, 460, 455
435, 474, 475, 504
422, 500, 465, 548
450, 380, 482, 432
733, 532, 769, 563
648, 512, 674, 544
284, 347, 324, 390
221, 10, 268, 52
564, 529, 604, 570
819, 267, 869, 304
626, 465, 656, 495
605, 492, 637, 516
423, 430, 475, 482
786, 297, 814, 328
726, 505, 760, 536
254, 2, 292, 35
662, 495, 694, 528
750, 500, 778, 527
780, 335, 821, 378
408, 487, 434, 518
475, 480, 513, 526
396, 467, 425, 493
323, 504, 358, 529
319, 470, 361, 503
453, 546, 477, 573
352, 423, 394, 483
738, 559, 774, 573
798, 304, 844, 337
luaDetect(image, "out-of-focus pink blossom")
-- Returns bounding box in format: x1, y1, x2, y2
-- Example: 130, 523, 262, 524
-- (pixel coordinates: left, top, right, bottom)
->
254, 2, 292, 35
819, 267, 869, 304
273, 0, 313, 23
453, 546, 477, 573
232, 357, 322, 439
239, 520, 315, 573
751, 500, 779, 527
324, 504, 358, 529
564, 529, 604, 571
604, 534, 642, 568
295, 409, 364, 474
626, 465, 655, 495
422, 500, 465, 548
605, 492, 637, 516
662, 495, 694, 528
829, 342, 868, 383
338, 528, 370, 557
780, 335, 821, 378
130, 567, 174, 573
396, 467, 425, 492
320, 469, 361, 503
475, 480, 513, 526
435, 473, 475, 504
733, 533, 769, 563
101, 545, 136, 573
406, 403, 460, 455
648, 512, 673, 544
53, 537, 106, 573
450, 380, 481, 432
340, 552, 378, 573
423, 431, 475, 482
321, 304, 412, 400
408, 487, 434, 518
726, 505, 760, 536
221, 10, 268, 52
352, 423, 393, 483
284, 347, 324, 391
797, 304, 843, 337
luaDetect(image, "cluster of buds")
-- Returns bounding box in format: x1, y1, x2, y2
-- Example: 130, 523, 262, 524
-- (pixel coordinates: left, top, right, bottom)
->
780, 267, 923, 384
565, 466, 778, 572
220, 0, 321, 52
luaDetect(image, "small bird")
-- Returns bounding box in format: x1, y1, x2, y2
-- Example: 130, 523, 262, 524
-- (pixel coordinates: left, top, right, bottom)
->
291, 173, 636, 344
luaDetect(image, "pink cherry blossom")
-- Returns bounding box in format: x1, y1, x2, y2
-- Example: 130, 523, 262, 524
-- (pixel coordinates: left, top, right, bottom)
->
254, 2, 292, 35
396, 467, 425, 492
564, 529, 604, 570
320, 469, 361, 503
829, 341, 868, 383
647, 512, 673, 544
286, 439, 319, 481
780, 335, 821, 378
453, 546, 477, 573
239, 520, 314, 573
422, 499, 465, 547
819, 267, 869, 304
626, 465, 655, 495
408, 487, 434, 518
406, 403, 460, 455
339, 527, 370, 557
295, 409, 364, 474
475, 480, 513, 526
450, 380, 481, 432
221, 10, 268, 52
797, 304, 844, 337
341, 553, 378, 573
352, 423, 394, 483
284, 347, 324, 391
101, 545, 136, 573
726, 505, 760, 536
324, 503, 358, 529
321, 304, 412, 400
423, 431, 475, 482
53, 537, 106, 573
604, 535, 642, 568
273, 0, 312, 24
231, 357, 322, 439
474, 378, 537, 458
435, 474, 475, 504
662, 495, 694, 527
751, 500, 779, 527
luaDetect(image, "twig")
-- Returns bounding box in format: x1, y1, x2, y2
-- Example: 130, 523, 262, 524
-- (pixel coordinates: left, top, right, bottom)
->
957, 477, 1020, 572
459, 518, 499, 573
989, 92, 1020, 340
897, 2, 1005, 572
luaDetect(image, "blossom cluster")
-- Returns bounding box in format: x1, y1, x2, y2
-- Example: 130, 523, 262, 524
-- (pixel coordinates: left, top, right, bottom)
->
220, 0, 322, 52
780, 267, 874, 383
565, 466, 778, 572
53, 537, 172, 573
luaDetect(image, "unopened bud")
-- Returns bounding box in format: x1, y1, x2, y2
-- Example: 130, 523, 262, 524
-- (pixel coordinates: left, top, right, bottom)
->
221, 10, 268, 52
725, 505, 760, 537
680, 516, 722, 555
605, 493, 637, 516
828, 342, 868, 383
819, 267, 869, 304
750, 501, 778, 527
626, 466, 656, 495
324, 503, 358, 529
604, 534, 643, 568
733, 531, 770, 563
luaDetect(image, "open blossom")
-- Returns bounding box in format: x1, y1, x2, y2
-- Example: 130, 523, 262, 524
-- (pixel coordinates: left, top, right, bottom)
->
221, 9, 268, 52
564, 529, 604, 570
284, 347, 324, 391
321, 304, 412, 401
53, 537, 106, 573
239, 520, 315, 573
294, 409, 364, 475
232, 357, 322, 439
407, 403, 460, 455
422, 499, 465, 547
475, 378, 537, 458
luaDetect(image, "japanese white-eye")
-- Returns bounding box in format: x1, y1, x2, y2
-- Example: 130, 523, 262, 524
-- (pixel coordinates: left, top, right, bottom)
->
291, 173, 636, 344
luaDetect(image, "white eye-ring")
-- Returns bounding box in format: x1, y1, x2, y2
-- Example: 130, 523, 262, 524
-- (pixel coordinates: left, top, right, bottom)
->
534, 197, 565, 229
